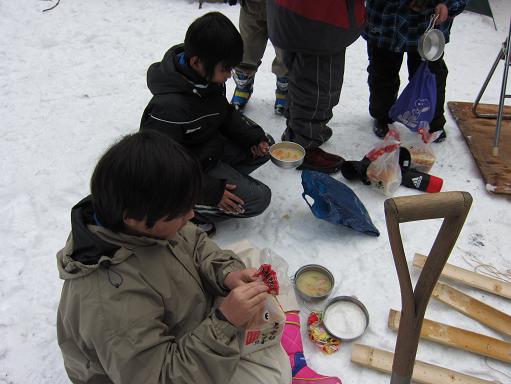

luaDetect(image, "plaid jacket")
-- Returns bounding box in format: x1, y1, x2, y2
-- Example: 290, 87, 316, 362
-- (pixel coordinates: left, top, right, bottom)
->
362, 0, 467, 52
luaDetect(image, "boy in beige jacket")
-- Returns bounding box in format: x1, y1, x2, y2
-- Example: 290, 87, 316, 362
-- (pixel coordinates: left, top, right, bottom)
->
56, 130, 292, 383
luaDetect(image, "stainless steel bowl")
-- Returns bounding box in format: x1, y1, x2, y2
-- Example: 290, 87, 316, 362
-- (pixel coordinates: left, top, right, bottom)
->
269, 141, 305, 169
418, 28, 445, 61
322, 296, 369, 341
293, 264, 334, 301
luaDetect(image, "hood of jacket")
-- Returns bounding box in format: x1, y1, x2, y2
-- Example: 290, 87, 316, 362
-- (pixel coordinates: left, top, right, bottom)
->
57, 196, 150, 281
146, 44, 225, 98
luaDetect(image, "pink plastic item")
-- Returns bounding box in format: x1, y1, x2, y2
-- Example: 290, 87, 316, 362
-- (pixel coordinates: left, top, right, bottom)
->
281, 312, 342, 384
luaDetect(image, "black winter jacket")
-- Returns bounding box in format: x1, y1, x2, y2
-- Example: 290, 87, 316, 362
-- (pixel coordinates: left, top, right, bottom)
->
140, 44, 267, 205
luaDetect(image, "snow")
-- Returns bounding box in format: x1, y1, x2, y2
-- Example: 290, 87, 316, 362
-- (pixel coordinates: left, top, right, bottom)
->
1, 0, 510, 382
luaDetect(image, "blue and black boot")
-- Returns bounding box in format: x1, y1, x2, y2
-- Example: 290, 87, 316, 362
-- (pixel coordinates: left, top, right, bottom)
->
231, 70, 254, 111
275, 76, 288, 115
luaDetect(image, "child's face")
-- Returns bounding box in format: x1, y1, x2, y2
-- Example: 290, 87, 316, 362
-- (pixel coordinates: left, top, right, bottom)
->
210, 63, 232, 84
124, 209, 195, 240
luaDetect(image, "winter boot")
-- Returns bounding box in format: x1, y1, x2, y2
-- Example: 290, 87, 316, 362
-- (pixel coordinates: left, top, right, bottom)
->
275, 76, 289, 115
281, 312, 342, 384
373, 119, 390, 138
231, 70, 254, 111
296, 147, 344, 174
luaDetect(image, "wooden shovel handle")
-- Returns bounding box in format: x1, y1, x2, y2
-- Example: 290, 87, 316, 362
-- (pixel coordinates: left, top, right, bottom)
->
384, 191, 472, 223
384, 191, 473, 384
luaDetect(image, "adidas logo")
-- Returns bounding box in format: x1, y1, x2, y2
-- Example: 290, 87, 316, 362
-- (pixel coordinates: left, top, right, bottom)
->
412, 176, 423, 188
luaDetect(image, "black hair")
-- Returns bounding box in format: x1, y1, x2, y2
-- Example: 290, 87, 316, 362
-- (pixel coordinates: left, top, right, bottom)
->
91, 130, 201, 232
184, 12, 243, 80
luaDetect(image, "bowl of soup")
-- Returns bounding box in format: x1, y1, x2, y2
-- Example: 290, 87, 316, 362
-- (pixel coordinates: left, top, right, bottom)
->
269, 141, 305, 169
294, 264, 334, 301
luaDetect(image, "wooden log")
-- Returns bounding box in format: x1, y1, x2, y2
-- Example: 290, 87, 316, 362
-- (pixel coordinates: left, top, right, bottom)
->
413, 253, 511, 300
351, 344, 497, 384
388, 309, 511, 364
432, 281, 511, 337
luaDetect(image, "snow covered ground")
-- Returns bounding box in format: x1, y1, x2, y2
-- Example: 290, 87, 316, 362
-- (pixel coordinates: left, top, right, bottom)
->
1, 0, 510, 382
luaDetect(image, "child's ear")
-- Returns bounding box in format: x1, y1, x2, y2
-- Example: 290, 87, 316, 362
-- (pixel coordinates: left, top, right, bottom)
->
189, 56, 201, 72
123, 215, 140, 228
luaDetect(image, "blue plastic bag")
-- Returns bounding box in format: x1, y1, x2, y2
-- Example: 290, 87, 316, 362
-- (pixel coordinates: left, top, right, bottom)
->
389, 62, 436, 132
301, 170, 380, 237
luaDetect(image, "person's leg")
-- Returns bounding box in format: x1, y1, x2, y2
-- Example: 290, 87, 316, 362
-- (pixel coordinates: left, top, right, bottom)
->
232, 0, 269, 109
273, 47, 289, 115
272, 47, 288, 78
195, 161, 271, 222
367, 43, 404, 137
220, 137, 272, 175
237, 0, 270, 75
282, 50, 345, 148
406, 52, 448, 139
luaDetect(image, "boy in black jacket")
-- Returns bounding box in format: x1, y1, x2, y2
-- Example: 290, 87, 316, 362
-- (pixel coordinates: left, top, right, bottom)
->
140, 12, 272, 233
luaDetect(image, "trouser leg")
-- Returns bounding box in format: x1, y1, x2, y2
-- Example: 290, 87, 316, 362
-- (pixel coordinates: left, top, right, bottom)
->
237, 0, 270, 76
196, 161, 271, 222
367, 43, 404, 123
272, 47, 288, 78
282, 50, 345, 148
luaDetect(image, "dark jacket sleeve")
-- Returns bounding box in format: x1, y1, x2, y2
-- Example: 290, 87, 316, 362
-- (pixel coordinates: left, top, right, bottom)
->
218, 106, 267, 149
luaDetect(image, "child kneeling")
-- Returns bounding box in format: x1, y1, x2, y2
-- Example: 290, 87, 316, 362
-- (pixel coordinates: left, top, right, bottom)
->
140, 12, 274, 231
56, 131, 291, 383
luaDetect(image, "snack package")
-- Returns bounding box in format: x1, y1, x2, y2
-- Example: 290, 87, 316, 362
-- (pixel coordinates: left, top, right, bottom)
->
240, 264, 285, 356
391, 122, 440, 173
365, 135, 402, 196
307, 312, 341, 354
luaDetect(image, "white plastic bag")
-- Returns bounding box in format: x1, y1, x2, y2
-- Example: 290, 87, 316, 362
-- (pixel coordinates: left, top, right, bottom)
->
239, 249, 287, 356
365, 135, 402, 196
391, 122, 439, 173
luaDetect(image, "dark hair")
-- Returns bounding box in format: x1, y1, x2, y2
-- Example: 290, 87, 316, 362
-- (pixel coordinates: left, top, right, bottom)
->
91, 130, 201, 232
184, 12, 243, 80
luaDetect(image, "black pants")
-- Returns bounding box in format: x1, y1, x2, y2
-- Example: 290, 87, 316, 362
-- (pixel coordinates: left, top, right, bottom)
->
367, 43, 448, 132
195, 139, 271, 222
282, 49, 346, 148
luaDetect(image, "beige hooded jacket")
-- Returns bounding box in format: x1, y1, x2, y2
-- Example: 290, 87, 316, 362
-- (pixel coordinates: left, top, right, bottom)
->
57, 219, 246, 384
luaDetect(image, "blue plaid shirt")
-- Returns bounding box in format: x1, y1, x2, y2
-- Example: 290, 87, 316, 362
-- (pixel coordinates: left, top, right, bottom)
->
362, 0, 467, 52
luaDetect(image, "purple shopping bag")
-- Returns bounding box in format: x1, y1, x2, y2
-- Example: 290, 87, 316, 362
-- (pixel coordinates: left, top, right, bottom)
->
389, 62, 436, 132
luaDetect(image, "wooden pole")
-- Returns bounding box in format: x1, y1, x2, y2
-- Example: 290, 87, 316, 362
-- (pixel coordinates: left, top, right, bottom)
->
432, 281, 511, 337
384, 192, 472, 384
351, 344, 497, 384
413, 253, 511, 300
388, 309, 511, 364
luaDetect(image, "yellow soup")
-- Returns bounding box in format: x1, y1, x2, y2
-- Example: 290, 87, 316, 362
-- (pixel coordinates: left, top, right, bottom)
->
272, 148, 303, 161
296, 270, 332, 297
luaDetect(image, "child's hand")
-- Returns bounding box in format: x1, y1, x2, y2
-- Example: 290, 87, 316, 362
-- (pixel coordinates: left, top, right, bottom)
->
219, 281, 268, 327
224, 268, 259, 290
251, 141, 270, 157
434, 4, 449, 24
218, 184, 245, 214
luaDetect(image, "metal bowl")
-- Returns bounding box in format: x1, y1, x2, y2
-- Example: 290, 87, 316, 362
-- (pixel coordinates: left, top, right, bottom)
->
322, 296, 369, 341
418, 28, 445, 61
293, 264, 334, 301
269, 141, 305, 169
